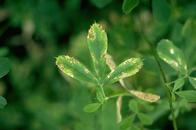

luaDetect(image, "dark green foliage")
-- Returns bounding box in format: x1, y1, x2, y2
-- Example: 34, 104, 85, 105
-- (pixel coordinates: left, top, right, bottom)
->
0, 57, 10, 78
122, 0, 139, 14
152, 0, 171, 23
90, 0, 113, 8
0, 53, 10, 109
176, 90, 196, 102
0, 96, 7, 109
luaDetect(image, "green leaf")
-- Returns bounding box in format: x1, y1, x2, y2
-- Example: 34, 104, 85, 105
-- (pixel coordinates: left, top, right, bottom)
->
56, 55, 97, 83
176, 90, 196, 102
87, 23, 108, 78
189, 70, 196, 89
83, 103, 101, 113
152, 0, 171, 23
96, 87, 105, 103
122, 0, 139, 14
189, 77, 196, 89
106, 58, 143, 84
0, 57, 11, 78
182, 19, 195, 38
157, 39, 187, 74
120, 114, 135, 130
90, 0, 112, 8
173, 78, 185, 92
138, 113, 153, 125
129, 100, 138, 113
0, 96, 7, 109
0, 47, 9, 57
129, 126, 140, 130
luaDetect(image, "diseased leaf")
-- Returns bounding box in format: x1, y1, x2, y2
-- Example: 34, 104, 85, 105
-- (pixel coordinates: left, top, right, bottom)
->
152, 0, 171, 23
173, 78, 185, 92
0, 57, 11, 78
87, 23, 108, 78
83, 103, 101, 113
138, 113, 153, 125
157, 39, 187, 74
122, 0, 139, 14
106, 58, 143, 84
87, 23, 107, 62
56, 55, 97, 83
104, 53, 116, 71
129, 90, 160, 102
0, 96, 7, 109
176, 90, 196, 102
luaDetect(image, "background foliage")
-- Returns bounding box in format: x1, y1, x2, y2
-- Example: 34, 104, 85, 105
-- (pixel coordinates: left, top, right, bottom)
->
0, 0, 195, 130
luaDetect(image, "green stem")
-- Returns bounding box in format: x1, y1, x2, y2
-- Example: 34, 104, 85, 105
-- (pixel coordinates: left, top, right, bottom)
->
154, 52, 178, 130
99, 85, 106, 98
142, 35, 178, 130
106, 92, 130, 100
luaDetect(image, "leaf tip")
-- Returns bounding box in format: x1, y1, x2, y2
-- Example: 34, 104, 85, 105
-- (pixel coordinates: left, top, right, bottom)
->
87, 23, 106, 40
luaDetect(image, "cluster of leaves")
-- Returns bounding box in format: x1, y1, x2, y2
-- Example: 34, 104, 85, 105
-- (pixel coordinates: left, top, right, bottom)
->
56, 22, 196, 129
56, 23, 148, 113
157, 39, 196, 101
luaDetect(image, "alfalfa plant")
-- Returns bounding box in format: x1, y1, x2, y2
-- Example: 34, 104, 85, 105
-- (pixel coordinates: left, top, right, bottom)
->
56, 22, 196, 130
121, 0, 196, 129
56, 23, 160, 128
155, 39, 196, 130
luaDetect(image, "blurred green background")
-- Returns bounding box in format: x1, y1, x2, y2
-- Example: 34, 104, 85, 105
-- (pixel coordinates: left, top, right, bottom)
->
0, 0, 196, 130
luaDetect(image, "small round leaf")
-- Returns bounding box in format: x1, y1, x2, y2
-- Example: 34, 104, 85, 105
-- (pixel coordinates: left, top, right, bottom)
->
83, 103, 101, 113
0, 96, 7, 109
